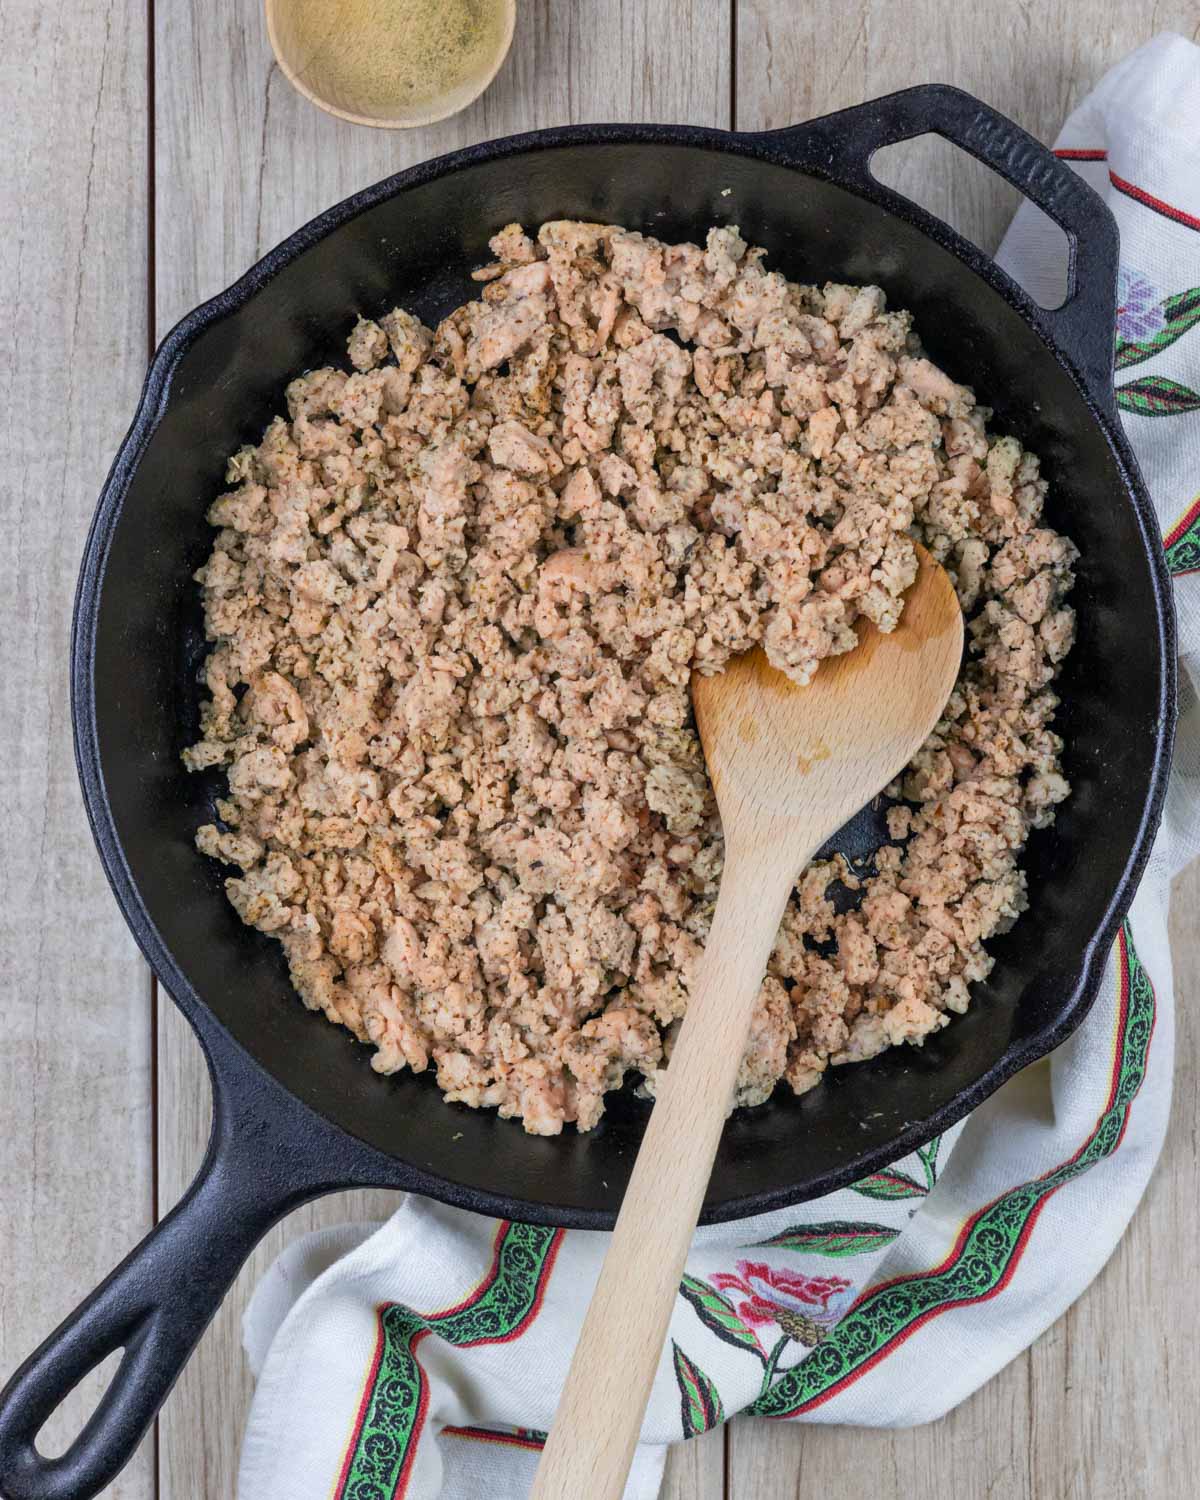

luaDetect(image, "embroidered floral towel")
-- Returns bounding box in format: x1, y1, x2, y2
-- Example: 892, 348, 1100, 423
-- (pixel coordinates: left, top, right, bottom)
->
237, 33, 1200, 1500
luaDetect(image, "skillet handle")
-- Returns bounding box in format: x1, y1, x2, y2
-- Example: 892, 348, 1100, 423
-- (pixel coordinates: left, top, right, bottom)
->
0, 1023, 391, 1500
761, 84, 1119, 405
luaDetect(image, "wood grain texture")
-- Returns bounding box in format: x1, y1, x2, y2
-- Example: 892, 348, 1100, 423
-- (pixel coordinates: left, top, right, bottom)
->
661, 1427, 727, 1500
6, 1, 1196, 1496
738, 0, 1200, 254
726, 864, 1200, 1500
535, 558, 959, 1498
153, 3, 729, 1497
730, 4, 1200, 1495
154, 0, 731, 329
0, 2, 153, 1494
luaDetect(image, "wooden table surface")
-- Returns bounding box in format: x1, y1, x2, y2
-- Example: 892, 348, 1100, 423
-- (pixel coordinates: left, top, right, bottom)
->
3, 3, 1197, 1496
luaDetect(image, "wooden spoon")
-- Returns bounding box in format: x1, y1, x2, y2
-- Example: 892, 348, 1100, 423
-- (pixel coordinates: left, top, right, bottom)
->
530, 545, 963, 1500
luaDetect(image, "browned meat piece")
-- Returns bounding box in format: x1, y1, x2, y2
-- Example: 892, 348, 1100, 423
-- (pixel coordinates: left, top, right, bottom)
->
185, 222, 1075, 1133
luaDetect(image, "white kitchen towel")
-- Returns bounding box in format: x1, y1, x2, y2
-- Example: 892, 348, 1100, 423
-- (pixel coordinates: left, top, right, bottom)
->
237, 33, 1200, 1500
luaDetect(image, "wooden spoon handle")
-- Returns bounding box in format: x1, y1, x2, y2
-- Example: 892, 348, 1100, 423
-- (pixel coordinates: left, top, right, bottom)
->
530, 834, 812, 1500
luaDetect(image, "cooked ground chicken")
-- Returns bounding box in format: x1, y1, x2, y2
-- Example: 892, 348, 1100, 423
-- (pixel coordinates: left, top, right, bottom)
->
185, 221, 1076, 1134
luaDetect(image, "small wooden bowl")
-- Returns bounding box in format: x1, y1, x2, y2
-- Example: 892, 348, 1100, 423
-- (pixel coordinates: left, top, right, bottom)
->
265, 0, 517, 129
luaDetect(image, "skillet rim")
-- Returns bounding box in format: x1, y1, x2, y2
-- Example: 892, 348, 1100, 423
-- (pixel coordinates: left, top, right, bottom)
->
70, 113, 1177, 1228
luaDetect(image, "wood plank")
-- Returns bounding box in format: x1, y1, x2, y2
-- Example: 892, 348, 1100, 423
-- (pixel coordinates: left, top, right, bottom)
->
154, 0, 732, 327
661, 1428, 727, 1500
730, 6, 1200, 1492
153, 3, 730, 1495
1023, 860, 1200, 1500
737, 0, 1200, 256
730, 1375, 1034, 1500
0, 2, 153, 1494
728, 864, 1200, 1498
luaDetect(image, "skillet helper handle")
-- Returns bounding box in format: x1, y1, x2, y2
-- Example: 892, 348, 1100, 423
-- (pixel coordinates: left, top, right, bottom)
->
0, 1036, 346, 1500
765, 83, 1120, 406
0, 1144, 274, 1500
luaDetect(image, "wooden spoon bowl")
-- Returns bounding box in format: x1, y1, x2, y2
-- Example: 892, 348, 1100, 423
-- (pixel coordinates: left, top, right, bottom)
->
532, 544, 964, 1499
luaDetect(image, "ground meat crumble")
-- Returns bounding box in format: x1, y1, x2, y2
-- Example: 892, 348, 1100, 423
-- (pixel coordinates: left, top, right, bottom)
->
184, 221, 1076, 1135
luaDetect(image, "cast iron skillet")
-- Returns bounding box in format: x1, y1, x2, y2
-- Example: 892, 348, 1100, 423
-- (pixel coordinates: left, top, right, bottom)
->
0, 85, 1176, 1500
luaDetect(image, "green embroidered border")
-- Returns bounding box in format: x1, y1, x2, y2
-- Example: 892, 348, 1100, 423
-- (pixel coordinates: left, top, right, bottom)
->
1166, 505, 1200, 576
336, 1223, 560, 1500
753, 922, 1155, 1418
331, 921, 1155, 1468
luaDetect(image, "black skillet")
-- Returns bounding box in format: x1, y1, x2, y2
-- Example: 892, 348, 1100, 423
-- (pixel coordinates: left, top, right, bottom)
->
0, 85, 1176, 1500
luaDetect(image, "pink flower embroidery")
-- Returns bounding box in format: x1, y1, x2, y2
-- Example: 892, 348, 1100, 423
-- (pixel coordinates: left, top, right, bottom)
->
712, 1260, 852, 1342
